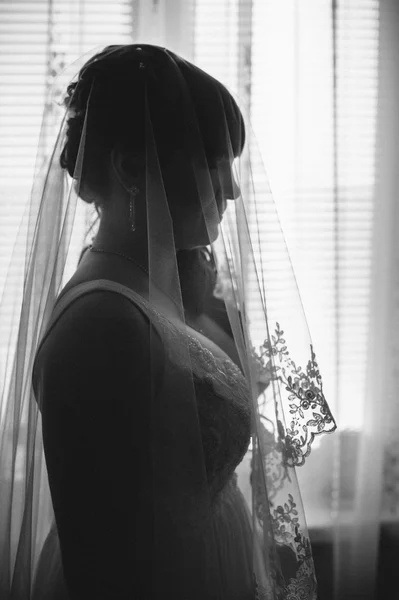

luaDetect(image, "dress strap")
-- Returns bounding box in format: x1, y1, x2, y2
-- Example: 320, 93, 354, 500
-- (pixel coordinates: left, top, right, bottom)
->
36, 279, 152, 359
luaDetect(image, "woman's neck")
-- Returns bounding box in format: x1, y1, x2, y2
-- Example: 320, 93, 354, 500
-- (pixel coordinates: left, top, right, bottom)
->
79, 248, 183, 322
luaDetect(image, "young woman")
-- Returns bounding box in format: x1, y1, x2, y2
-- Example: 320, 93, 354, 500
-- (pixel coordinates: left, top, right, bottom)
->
1, 44, 335, 599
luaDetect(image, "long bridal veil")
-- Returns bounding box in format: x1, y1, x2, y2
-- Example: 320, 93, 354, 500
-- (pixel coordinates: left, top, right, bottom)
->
0, 44, 336, 599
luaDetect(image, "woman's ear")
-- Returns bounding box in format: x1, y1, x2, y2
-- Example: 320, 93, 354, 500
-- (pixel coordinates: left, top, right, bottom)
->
110, 148, 143, 191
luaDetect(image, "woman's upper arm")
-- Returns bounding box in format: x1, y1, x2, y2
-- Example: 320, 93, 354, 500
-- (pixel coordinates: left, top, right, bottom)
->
37, 292, 165, 599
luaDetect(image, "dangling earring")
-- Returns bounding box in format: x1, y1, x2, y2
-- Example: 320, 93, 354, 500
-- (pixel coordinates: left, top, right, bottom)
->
128, 185, 140, 232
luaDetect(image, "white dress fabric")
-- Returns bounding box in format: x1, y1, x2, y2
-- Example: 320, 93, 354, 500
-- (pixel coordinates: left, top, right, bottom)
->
32, 279, 266, 599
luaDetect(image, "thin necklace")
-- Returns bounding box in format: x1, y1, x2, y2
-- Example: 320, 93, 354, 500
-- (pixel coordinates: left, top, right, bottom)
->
89, 245, 205, 335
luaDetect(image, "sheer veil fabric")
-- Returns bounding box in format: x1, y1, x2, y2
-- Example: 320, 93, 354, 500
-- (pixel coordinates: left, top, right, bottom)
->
0, 45, 336, 599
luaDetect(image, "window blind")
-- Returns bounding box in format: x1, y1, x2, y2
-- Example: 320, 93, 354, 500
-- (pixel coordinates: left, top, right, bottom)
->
0, 0, 135, 471
253, 0, 378, 528
0, 0, 134, 300
193, 0, 379, 527
195, 0, 378, 430
251, 0, 378, 434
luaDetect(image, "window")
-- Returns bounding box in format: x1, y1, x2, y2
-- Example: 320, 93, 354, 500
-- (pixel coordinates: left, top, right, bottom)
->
0, 0, 134, 474
0, 0, 134, 299
193, 0, 379, 528
0, 0, 380, 528
194, 0, 378, 431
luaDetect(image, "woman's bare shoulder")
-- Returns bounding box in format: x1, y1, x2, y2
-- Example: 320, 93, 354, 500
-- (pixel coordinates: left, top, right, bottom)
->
33, 288, 166, 401
56, 285, 149, 325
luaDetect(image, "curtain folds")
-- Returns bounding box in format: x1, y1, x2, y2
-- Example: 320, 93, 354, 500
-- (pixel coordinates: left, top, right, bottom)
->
332, 1, 399, 598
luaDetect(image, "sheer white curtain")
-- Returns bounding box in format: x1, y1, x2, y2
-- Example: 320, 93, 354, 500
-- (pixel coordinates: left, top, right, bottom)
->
364, 0, 399, 592
377, 0, 399, 526
1, 0, 398, 597
336, 3, 399, 597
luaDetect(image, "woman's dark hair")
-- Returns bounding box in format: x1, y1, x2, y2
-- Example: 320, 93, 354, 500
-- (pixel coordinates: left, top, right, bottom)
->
60, 44, 245, 197
67, 44, 245, 317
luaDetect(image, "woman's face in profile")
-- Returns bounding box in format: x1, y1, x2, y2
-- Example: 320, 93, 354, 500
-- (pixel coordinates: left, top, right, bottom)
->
166, 155, 241, 249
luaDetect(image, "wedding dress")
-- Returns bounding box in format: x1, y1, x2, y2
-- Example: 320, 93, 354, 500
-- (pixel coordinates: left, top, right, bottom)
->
31, 279, 263, 599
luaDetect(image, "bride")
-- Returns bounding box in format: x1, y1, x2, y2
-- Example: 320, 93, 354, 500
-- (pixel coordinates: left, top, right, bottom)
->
0, 44, 336, 599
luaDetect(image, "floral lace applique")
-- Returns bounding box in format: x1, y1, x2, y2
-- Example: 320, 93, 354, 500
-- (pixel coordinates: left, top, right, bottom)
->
250, 321, 336, 467
284, 562, 317, 600
252, 492, 317, 599
272, 494, 317, 598
248, 322, 336, 599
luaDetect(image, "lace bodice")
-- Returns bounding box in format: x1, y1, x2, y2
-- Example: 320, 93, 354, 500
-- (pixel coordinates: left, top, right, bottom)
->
31, 279, 259, 599
37, 279, 252, 508
122, 282, 252, 505
179, 324, 252, 504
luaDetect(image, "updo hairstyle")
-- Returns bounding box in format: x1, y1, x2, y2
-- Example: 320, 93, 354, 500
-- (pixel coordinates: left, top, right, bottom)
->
66, 44, 245, 318
60, 44, 245, 207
